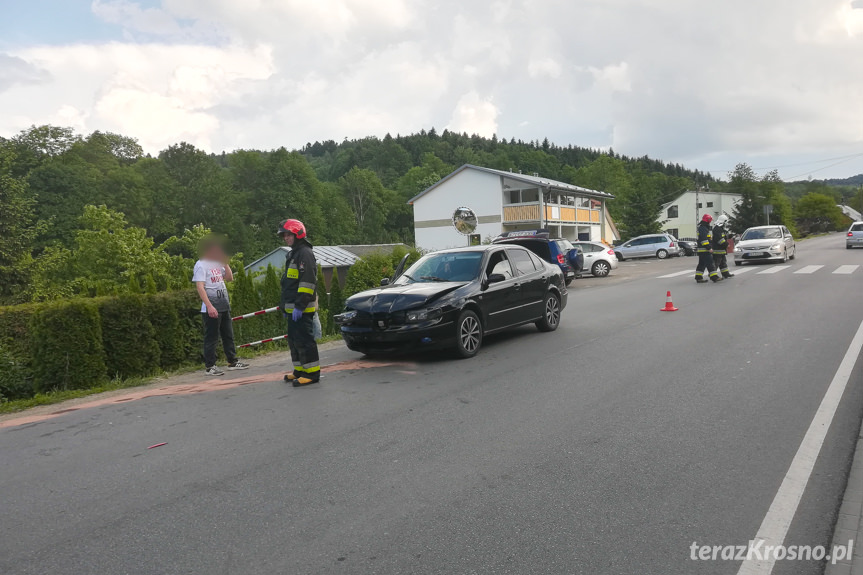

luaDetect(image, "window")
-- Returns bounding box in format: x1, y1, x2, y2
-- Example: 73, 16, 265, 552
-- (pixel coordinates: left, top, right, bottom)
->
667, 205, 679, 219
576, 197, 590, 208
666, 228, 679, 239
522, 188, 539, 203
509, 249, 537, 275
527, 251, 546, 269
697, 203, 703, 209
486, 251, 513, 280
508, 190, 521, 204
706, 202, 714, 208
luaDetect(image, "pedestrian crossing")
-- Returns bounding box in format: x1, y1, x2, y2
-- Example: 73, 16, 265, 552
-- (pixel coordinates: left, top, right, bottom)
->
657, 264, 861, 279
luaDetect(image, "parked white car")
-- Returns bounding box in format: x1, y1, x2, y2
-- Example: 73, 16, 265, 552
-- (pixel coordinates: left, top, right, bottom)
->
572, 241, 618, 277
734, 225, 796, 266
847, 222, 863, 249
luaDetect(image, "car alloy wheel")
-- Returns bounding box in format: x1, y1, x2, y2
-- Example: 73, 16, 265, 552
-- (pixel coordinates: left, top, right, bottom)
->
656, 249, 668, 259
455, 310, 482, 358
537, 293, 561, 332
592, 261, 610, 277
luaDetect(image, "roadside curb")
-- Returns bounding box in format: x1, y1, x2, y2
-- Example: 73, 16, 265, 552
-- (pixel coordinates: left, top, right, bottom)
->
825, 418, 863, 575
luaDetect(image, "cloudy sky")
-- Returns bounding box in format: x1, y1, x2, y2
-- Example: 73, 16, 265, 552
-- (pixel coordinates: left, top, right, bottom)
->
1, 0, 862, 180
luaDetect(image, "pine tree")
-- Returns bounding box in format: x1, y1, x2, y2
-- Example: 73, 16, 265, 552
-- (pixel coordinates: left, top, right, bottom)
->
145, 274, 158, 294
329, 277, 345, 319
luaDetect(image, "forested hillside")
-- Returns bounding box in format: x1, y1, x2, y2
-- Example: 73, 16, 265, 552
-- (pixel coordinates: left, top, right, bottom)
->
0, 125, 709, 302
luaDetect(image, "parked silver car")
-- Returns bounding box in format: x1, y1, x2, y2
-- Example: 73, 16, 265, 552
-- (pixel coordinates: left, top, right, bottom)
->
734, 225, 796, 265
847, 222, 863, 249
614, 234, 681, 261
572, 241, 619, 277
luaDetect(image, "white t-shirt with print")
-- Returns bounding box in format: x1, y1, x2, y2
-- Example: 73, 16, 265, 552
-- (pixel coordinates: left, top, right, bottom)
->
193, 260, 230, 313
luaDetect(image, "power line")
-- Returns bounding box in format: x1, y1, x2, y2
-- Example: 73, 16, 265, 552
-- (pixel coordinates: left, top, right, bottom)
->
705, 152, 863, 176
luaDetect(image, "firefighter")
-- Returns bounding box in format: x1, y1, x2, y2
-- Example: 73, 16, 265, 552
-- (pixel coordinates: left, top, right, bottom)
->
278, 219, 320, 386
712, 214, 734, 278
695, 214, 722, 283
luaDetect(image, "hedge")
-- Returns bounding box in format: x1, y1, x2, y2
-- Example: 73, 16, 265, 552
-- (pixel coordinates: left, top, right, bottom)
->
30, 299, 107, 392
0, 290, 207, 401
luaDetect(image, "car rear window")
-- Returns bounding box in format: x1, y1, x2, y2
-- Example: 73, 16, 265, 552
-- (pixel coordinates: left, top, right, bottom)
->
852, 224, 863, 232
509, 249, 537, 275
505, 239, 552, 260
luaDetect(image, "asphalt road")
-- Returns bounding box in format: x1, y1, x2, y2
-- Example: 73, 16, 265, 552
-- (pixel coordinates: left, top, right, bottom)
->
3, 233, 863, 575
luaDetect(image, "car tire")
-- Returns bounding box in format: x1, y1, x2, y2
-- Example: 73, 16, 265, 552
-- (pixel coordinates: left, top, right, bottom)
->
781, 248, 788, 263
735, 261, 742, 267
656, 249, 668, 259
454, 310, 482, 359
847, 245, 853, 250
536, 292, 561, 333
615, 252, 624, 261
789, 247, 796, 260
565, 278, 573, 286
592, 260, 611, 277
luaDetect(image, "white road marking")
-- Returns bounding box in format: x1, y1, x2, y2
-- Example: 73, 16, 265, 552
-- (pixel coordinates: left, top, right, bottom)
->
833, 265, 860, 275
734, 268, 755, 275
736, 318, 863, 575
757, 266, 791, 275
793, 265, 824, 274
656, 270, 693, 279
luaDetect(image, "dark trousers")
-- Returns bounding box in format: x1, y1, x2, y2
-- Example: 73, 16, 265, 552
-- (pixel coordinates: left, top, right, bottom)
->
695, 252, 718, 278
713, 253, 731, 276
288, 313, 320, 381
202, 310, 237, 368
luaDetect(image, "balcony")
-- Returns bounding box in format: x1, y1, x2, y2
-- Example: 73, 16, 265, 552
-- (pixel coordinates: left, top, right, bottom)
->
503, 203, 601, 224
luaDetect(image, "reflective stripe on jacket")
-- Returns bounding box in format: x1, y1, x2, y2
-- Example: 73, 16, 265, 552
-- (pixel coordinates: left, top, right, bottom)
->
712, 225, 729, 253
281, 239, 317, 314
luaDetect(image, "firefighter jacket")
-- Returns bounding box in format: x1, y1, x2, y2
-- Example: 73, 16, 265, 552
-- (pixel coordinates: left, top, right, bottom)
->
281, 239, 317, 314
697, 222, 713, 253
712, 225, 729, 253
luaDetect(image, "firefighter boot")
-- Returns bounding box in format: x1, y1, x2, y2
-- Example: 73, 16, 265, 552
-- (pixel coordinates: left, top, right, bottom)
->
293, 377, 319, 387
710, 274, 723, 283
284, 373, 298, 382
695, 275, 708, 284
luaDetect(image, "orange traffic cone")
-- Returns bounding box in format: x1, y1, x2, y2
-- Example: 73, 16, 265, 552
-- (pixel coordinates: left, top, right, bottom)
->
661, 291, 678, 312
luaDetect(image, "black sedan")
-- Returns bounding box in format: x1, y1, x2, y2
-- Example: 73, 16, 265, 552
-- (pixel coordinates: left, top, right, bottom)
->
335, 245, 568, 358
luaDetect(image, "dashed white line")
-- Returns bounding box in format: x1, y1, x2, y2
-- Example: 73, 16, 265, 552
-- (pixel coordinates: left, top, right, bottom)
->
794, 265, 824, 274
757, 266, 791, 275
833, 265, 860, 275
736, 318, 863, 575
733, 268, 755, 275
656, 270, 693, 279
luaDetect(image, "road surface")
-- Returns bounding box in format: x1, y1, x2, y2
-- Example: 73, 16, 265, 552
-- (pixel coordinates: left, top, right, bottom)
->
2, 233, 863, 575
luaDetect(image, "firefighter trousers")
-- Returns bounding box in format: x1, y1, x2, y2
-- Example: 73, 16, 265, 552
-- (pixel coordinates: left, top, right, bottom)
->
287, 313, 320, 381
695, 252, 719, 279
713, 253, 732, 277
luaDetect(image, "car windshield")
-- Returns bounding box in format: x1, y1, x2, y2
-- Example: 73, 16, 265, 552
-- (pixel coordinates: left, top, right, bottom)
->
742, 228, 782, 240
395, 252, 484, 284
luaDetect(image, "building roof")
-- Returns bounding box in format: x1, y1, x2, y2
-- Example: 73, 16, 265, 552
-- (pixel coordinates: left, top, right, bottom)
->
245, 245, 360, 271
408, 164, 614, 204
339, 244, 409, 258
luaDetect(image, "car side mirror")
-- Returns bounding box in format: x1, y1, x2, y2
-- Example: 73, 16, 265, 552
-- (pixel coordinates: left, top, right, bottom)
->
380, 278, 390, 286
487, 273, 506, 284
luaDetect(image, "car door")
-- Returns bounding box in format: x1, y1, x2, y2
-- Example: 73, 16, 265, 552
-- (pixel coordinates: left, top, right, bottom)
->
507, 247, 546, 322
782, 227, 794, 253
629, 237, 649, 258
479, 249, 521, 331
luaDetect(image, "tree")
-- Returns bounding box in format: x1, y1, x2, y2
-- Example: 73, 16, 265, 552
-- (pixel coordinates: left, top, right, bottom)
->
795, 193, 847, 235
0, 148, 39, 298
339, 167, 388, 243
729, 163, 763, 233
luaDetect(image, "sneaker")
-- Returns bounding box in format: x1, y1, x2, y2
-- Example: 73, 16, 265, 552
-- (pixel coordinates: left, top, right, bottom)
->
205, 366, 225, 376
227, 361, 250, 371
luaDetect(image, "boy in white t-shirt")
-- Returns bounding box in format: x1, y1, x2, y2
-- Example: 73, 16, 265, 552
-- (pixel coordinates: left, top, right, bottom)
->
192, 237, 249, 376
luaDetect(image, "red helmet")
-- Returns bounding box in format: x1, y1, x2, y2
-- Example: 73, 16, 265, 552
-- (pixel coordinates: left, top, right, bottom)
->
701, 214, 713, 224
277, 219, 306, 239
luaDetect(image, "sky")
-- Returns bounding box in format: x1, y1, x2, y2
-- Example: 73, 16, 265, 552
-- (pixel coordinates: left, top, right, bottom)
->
1, 0, 862, 181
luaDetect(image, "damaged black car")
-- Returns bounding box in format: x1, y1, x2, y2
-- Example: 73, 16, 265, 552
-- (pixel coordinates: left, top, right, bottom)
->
335, 245, 568, 358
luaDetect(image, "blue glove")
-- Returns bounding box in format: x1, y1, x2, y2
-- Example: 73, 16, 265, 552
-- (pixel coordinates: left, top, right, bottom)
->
291, 308, 303, 322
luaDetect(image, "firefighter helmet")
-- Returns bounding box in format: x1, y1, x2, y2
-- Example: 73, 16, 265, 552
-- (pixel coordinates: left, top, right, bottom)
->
277, 219, 307, 239
701, 214, 713, 224
715, 214, 729, 227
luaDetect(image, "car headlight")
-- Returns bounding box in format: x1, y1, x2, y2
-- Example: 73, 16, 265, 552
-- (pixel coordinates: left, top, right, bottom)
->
770, 242, 782, 251
334, 310, 357, 324
734, 247, 742, 253
406, 308, 443, 323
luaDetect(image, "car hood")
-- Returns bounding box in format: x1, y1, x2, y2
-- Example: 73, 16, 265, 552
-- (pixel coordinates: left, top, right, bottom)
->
737, 238, 781, 250
346, 282, 466, 314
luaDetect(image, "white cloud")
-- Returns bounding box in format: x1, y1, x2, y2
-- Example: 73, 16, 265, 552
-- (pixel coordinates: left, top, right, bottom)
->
448, 91, 499, 136
0, 0, 861, 178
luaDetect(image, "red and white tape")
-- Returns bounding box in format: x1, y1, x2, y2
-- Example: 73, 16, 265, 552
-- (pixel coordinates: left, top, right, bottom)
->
238, 334, 289, 349
232, 306, 279, 322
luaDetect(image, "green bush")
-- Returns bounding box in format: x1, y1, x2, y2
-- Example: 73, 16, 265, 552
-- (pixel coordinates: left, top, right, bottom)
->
0, 303, 37, 360
99, 295, 161, 379
30, 299, 107, 392
147, 292, 191, 370
0, 343, 34, 401
344, 253, 393, 298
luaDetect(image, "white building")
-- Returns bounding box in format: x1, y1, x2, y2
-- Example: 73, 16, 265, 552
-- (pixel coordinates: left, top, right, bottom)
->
660, 190, 742, 239
409, 164, 616, 252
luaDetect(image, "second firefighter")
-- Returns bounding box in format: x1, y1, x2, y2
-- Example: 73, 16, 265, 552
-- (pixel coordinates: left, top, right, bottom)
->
711, 215, 734, 279
695, 214, 722, 284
